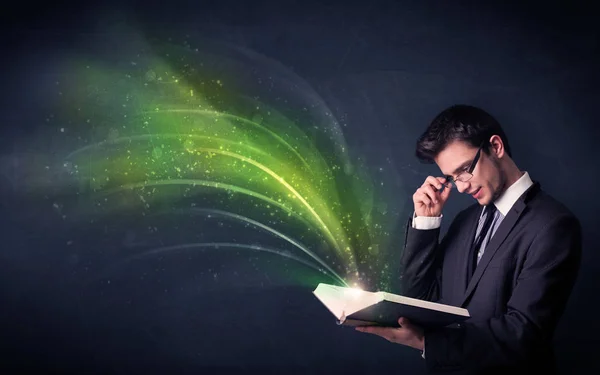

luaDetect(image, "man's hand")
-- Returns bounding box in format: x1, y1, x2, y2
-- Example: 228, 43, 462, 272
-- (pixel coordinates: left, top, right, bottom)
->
355, 317, 425, 351
413, 176, 452, 217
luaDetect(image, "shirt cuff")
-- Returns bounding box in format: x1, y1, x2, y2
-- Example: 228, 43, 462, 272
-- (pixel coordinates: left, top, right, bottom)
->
421, 337, 425, 359
412, 211, 442, 230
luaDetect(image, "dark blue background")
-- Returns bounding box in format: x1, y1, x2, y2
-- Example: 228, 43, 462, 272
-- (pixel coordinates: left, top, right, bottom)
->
1, 0, 599, 374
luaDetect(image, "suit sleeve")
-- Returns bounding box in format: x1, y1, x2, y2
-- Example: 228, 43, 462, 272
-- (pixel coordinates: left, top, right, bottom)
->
423, 213, 582, 372
400, 212, 462, 302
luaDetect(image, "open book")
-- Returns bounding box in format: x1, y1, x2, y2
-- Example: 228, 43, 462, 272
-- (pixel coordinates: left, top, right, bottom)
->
313, 283, 469, 328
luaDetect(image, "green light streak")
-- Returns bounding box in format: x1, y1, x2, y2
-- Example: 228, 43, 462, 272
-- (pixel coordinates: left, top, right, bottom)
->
100, 178, 312, 227
104, 242, 342, 284
161, 207, 348, 286
66, 134, 270, 161
153, 109, 313, 173
185, 147, 345, 255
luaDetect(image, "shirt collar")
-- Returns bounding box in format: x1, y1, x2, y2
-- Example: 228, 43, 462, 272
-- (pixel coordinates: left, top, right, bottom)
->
493, 171, 534, 216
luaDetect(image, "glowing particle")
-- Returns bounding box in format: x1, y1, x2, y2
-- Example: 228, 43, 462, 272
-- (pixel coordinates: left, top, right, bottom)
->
145, 70, 156, 81
184, 139, 195, 151
152, 147, 163, 159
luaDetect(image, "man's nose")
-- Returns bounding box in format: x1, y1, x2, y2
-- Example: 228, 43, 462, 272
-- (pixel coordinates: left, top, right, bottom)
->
455, 181, 469, 193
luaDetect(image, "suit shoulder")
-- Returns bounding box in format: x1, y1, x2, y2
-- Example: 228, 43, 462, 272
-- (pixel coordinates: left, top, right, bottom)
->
530, 189, 580, 227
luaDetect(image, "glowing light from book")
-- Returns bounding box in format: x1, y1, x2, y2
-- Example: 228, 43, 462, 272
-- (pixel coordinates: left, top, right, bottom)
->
344, 286, 365, 298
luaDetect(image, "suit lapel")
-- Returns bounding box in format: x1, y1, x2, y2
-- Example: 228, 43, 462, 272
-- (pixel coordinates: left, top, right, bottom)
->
460, 182, 541, 307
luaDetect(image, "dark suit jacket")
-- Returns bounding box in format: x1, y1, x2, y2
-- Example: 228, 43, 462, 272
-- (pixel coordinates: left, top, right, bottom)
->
400, 182, 582, 375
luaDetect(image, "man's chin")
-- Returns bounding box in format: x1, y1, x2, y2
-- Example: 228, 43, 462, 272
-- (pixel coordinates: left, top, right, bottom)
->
473, 193, 490, 205
477, 196, 493, 206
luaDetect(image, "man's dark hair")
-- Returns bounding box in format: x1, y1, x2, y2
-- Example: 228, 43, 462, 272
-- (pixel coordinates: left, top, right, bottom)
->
416, 104, 512, 163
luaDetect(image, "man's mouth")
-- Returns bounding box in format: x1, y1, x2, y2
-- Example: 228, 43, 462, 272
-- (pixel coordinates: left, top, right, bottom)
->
471, 187, 482, 198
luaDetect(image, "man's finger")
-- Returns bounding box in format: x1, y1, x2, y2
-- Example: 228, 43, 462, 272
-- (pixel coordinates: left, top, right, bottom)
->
440, 183, 452, 201
417, 192, 432, 206
356, 326, 397, 342
356, 326, 381, 334
422, 184, 440, 204
424, 176, 443, 190
398, 317, 410, 327
356, 326, 391, 337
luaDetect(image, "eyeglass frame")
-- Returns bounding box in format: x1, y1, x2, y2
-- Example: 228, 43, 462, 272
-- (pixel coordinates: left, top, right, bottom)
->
444, 142, 486, 186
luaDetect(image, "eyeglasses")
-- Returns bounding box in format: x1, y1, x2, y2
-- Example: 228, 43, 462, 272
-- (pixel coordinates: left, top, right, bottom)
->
445, 143, 484, 186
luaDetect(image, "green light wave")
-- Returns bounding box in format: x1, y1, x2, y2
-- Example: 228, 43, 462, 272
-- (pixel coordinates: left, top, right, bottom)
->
158, 207, 348, 286
100, 178, 313, 228
66, 133, 271, 161
184, 147, 344, 252
152, 109, 314, 172
100, 242, 341, 285
36, 38, 398, 290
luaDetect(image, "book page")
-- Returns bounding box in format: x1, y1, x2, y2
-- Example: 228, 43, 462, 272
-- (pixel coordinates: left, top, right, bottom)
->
313, 284, 383, 321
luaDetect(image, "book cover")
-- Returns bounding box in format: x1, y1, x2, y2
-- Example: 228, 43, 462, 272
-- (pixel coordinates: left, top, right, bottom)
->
313, 283, 469, 328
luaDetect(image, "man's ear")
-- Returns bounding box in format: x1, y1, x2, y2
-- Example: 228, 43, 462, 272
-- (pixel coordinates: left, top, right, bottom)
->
488, 135, 505, 158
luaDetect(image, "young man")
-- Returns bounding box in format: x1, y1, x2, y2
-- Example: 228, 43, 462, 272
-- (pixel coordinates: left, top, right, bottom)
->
356, 105, 582, 374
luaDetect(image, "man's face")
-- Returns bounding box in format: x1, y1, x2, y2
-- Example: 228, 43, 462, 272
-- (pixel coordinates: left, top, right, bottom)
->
434, 140, 504, 205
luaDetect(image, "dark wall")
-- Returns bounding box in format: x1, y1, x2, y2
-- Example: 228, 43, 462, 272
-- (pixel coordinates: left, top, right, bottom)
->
1, 0, 598, 374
